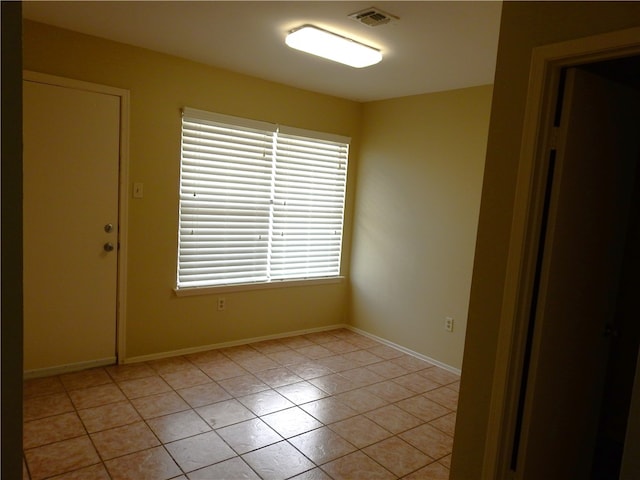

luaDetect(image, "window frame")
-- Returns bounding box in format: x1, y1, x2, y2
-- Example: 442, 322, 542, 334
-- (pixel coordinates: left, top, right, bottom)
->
175, 107, 350, 295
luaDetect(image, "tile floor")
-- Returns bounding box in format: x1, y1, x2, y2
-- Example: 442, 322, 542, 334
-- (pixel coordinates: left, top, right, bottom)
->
23, 328, 459, 480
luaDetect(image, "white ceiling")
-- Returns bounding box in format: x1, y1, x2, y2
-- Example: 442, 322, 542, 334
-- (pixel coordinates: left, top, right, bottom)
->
22, 1, 502, 102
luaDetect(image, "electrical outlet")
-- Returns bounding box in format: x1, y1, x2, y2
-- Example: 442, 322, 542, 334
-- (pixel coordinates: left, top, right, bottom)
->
445, 317, 454, 332
217, 297, 226, 311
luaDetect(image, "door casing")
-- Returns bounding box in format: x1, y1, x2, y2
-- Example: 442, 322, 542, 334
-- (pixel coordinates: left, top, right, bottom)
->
23, 70, 130, 373
483, 27, 640, 479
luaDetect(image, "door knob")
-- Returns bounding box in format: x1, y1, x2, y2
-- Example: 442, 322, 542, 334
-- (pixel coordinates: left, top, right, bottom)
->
103, 242, 115, 252
104, 223, 114, 233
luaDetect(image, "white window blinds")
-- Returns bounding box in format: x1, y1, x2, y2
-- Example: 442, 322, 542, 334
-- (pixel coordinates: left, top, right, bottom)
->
177, 108, 349, 289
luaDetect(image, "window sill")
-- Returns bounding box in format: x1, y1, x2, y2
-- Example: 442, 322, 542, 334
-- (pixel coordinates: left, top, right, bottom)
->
174, 276, 345, 297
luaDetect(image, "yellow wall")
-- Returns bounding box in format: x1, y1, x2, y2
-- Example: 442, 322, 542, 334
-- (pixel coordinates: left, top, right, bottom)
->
350, 86, 493, 369
23, 20, 362, 359
452, 2, 640, 478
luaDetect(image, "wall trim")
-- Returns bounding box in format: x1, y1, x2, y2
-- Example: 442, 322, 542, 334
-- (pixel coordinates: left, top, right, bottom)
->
124, 324, 349, 364
24, 357, 116, 380
347, 326, 461, 375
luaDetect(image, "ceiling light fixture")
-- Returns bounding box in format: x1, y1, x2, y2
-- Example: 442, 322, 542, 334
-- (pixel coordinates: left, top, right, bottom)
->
285, 25, 382, 68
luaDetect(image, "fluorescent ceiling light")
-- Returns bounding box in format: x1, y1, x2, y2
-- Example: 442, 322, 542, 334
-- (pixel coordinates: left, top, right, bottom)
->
285, 25, 382, 68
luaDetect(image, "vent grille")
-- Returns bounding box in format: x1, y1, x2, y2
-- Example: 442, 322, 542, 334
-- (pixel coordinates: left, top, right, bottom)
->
348, 7, 398, 27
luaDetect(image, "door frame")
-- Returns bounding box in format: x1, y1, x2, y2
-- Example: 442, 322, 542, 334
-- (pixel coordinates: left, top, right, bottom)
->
482, 27, 640, 479
23, 70, 130, 367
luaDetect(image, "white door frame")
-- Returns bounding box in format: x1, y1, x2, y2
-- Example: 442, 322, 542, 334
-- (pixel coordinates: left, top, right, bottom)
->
23, 70, 130, 366
483, 27, 640, 479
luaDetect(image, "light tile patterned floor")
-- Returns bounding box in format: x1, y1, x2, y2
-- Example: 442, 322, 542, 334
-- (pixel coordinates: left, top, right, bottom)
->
23, 328, 458, 480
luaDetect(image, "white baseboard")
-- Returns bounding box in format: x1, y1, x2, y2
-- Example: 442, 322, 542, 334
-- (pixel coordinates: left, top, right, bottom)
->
123, 323, 350, 364
24, 356, 117, 380
346, 326, 462, 375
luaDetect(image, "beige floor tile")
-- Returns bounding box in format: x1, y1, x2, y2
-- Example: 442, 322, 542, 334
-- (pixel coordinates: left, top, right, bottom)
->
418, 367, 460, 386
104, 363, 156, 383
242, 441, 315, 480
279, 336, 315, 349
235, 354, 280, 373
316, 355, 355, 372
237, 389, 294, 416
424, 386, 460, 410
118, 376, 172, 399
289, 426, 356, 464
131, 391, 190, 419
290, 468, 333, 480
321, 450, 395, 480
267, 349, 310, 366
276, 381, 329, 404
148, 356, 193, 375
365, 360, 410, 379
366, 344, 405, 360
68, 384, 126, 410
391, 355, 434, 372
303, 331, 340, 344
341, 350, 383, 366
364, 380, 415, 403
147, 409, 211, 443
249, 339, 291, 355
363, 436, 432, 477
217, 418, 282, 454
23, 329, 461, 480
439, 454, 452, 468
23, 412, 85, 449
261, 406, 323, 438
308, 373, 355, 395
177, 382, 231, 408
339, 366, 385, 386
188, 456, 260, 479
294, 344, 334, 360
403, 461, 450, 480
220, 344, 259, 361
49, 462, 111, 479
329, 415, 392, 448
25, 436, 100, 480
104, 446, 181, 480
335, 388, 388, 413
78, 401, 141, 433
365, 404, 424, 434
429, 412, 457, 436
161, 368, 211, 390
393, 372, 442, 394
196, 398, 255, 429
91, 421, 160, 460
199, 358, 248, 381
23, 376, 65, 398
400, 423, 454, 460
24, 392, 74, 421
218, 374, 270, 397
184, 349, 225, 366
396, 395, 451, 422
323, 340, 360, 354
287, 362, 334, 380
60, 368, 112, 391
254, 366, 304, 388
300, 397, 357, 424
165, 431, 236, 472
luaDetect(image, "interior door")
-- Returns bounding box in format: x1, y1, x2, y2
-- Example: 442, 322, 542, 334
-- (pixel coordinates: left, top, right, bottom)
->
516, 67, 640, 478
23, 78, 121, 373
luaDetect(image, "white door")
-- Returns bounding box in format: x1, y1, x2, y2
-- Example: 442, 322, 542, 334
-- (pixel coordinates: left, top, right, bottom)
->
23, 78, 121, 373
517, 67, 640, 478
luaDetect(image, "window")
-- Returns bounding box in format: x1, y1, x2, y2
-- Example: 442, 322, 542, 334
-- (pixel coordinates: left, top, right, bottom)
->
177, 108, 349, 291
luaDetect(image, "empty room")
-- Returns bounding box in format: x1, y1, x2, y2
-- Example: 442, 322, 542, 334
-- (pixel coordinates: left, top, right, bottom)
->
5, 2, 640, 480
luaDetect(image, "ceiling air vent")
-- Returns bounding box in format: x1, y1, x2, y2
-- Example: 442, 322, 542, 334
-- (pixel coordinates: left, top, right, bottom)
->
348, 7, 398, 27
